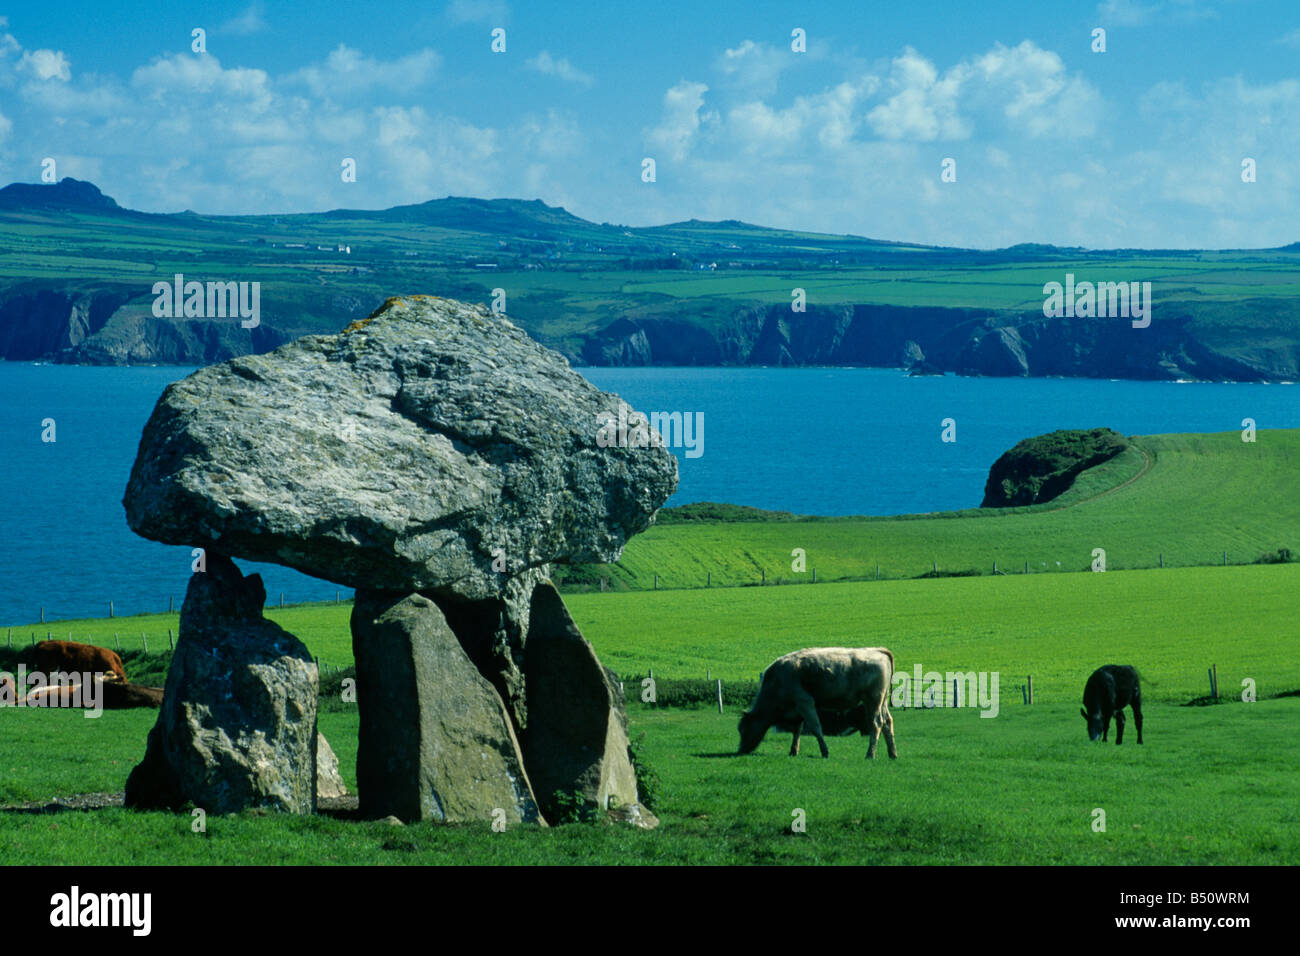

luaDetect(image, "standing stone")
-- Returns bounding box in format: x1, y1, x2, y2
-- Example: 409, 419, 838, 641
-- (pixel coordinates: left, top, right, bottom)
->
428, 565, 549, 737
524, 582, 655, 827
351, 590, 543, 825
125, 554, 319, 814
317, 733, 348, 800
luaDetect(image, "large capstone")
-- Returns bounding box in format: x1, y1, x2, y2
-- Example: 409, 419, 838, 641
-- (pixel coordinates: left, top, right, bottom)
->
122, 295, 677, 603
125, 554, 319, 814
351, 590, 543, 825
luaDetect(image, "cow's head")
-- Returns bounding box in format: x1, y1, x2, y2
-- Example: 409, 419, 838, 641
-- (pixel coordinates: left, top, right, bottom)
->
1080, 708, 1104, 742
737, 710, 768, 754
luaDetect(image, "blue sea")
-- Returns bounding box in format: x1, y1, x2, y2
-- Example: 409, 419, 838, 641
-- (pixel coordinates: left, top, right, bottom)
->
1, 362, 1296, 625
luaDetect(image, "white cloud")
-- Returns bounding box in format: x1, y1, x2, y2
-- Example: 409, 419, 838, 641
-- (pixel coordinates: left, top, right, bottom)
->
716, 40, 790, 95
867, 47, 969, 141
446, 0, 509, 25
1097, 0, 1221, 27
516, 109, 582, 159
219, 4, 268, 35
971, 41, 1101, 139
525, 51, 593, 88
286, 45, 440, 98
646, 80, 712, 161
132, 54, 271, 105
1097, 0, 1161, 26
19, 49, 71, 82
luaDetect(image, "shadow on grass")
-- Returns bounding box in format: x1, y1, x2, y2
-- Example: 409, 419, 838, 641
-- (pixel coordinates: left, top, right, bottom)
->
692, 751, 748, 759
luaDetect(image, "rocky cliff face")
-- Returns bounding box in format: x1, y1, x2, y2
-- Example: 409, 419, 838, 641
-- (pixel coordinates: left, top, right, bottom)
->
580, 299, 1300, 381
5, 278, 1296, 381
0, 285, 287, 365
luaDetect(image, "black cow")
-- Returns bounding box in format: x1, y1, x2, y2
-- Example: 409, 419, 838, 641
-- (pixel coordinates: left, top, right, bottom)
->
1081, 665, 1143, 744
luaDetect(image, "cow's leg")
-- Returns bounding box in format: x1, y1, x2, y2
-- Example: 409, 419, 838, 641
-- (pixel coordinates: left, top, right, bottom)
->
879, 709, 898, 759
795, 696, 828, 758
790, 723, 801, 757
1114, 709, 1125, 745
1132, 695, 1143, 744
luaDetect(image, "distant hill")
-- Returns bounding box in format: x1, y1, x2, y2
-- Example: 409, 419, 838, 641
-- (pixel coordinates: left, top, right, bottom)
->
0, 178, 120, 211
1, 177, 1299, 380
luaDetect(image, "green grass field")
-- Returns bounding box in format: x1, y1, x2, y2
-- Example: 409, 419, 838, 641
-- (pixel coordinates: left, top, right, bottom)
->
2, 561, 1297, 864
2, 697, 1296, 864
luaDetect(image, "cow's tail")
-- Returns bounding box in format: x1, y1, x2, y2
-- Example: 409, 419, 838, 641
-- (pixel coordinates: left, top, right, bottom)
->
879, 648, 895, 715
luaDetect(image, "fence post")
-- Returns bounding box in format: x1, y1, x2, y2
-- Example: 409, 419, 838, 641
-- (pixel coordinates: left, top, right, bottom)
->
953, 678, 959, 708
115, 634, 120, 651
707, 572, 711, 587
1222, 551, 1227, 566
993, 561, 997, 574
761, 568, 766, 584
1213, 664, 1218, 699
142, 634, 148, 654
706, 667, 710, 681
876, 564, 880, 580
280, 592, 284, 608
1027, 675, 1034, 705
336, 590, 340, 604
1159, 554, 1164, 568
716, 679, 724, 715
40, 606, 44, 624
109, 600, 114, 618
932, 560, 937, 573
654, 574, 659, 590
813, 568, 818, 583
1021, 684, 1027, 705
168, 629, 174, 650
169, 595, 174, 614
1024, 561, 1028, 574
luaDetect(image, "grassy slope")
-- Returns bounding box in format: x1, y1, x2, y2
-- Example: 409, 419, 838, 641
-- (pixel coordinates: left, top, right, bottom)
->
583, 430, 1300, 589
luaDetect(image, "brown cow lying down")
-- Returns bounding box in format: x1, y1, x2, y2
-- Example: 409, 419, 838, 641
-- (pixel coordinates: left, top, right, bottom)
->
9, 679, 163, 709
29, 640, 128, 683
739, 647, 898, 759
21, 682, 86, 708
102, 682, 164, 708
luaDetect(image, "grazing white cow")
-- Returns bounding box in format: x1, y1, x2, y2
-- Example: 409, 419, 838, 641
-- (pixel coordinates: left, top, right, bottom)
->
738, 647, 897, 759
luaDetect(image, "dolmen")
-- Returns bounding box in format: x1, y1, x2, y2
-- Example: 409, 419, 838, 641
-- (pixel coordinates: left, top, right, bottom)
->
121, 295, 677, 826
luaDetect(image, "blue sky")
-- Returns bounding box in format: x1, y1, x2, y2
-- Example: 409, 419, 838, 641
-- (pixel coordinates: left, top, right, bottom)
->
2, 0, 1298, 248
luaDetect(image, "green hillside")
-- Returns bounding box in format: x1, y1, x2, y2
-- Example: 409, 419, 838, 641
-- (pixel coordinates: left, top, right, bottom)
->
561, 429, 1300, 590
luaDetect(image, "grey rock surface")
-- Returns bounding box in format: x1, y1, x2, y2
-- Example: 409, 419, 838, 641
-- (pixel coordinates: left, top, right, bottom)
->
351, 589, 544, 825
122, 294, 678, 601
125, 554, 319, 814
523, 582, 650, 825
